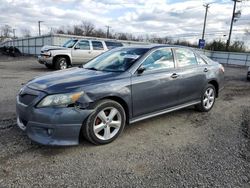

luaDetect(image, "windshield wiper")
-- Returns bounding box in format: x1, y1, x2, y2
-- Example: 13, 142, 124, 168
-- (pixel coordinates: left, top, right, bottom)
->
85, 67, 98, 71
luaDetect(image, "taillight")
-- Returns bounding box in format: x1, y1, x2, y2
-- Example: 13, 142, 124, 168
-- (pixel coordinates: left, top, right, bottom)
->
219, 64, 225, 73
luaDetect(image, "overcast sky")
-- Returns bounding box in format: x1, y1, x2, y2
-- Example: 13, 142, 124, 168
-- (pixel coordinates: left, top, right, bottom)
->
1, 0, 250, 45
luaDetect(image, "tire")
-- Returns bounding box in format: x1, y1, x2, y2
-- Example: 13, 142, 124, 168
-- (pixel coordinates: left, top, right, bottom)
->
195, 84, 216, 112
82, 100, 126, 145
45, 64, 54, 69
55, 57, 68, 70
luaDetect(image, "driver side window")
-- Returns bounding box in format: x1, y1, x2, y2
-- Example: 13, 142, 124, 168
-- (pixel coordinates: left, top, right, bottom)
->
75, 40, 90, 50
141, 48, 175, 72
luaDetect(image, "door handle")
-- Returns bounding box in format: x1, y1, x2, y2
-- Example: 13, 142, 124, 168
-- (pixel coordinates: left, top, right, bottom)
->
171, 73, 179, 79
204, 68, 209, 72
88, 51, 91, 54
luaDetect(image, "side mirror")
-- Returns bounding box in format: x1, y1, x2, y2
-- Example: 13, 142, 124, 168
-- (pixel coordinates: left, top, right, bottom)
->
137, 66, 146, 75
74, 46, 80, 50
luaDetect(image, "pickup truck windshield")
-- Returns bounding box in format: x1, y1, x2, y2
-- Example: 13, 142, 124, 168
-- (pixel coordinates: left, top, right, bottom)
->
84, 48, 149, 72
62, 39, 78, 48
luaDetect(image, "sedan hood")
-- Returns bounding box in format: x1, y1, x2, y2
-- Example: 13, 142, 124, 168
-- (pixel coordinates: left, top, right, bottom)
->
41, 45, 67, 52
27, 68, 120, 94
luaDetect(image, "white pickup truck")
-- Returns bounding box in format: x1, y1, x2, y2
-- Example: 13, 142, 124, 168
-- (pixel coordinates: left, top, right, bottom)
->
38, 39, 123, 70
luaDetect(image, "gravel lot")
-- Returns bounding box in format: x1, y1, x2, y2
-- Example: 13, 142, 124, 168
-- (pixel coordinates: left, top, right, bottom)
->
0, 54, 250, 187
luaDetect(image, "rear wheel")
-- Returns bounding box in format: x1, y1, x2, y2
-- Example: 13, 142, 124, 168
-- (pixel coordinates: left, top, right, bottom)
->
82, 100, 126, 145
55, 57, 68, 70
195, 84, 216, 112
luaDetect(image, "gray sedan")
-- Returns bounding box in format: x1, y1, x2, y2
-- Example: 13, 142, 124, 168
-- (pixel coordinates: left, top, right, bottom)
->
16, 45, 224, 145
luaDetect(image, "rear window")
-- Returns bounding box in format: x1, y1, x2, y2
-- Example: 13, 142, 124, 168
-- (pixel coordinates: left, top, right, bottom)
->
92, 41, 104, 50
105, 41, 123, 49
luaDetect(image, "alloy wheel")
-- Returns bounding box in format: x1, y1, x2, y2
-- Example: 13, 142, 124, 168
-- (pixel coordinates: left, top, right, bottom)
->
93, 107, 122, 141
59, 59, 67, 69
203, 87, 215, 110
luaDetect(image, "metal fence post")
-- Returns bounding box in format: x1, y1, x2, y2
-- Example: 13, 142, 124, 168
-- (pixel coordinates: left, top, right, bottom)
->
246, 53, 249, 67
35, 38, 37, 55
22, 39, 24, 56
227, 52, 230, 66
28, 38, 30, 55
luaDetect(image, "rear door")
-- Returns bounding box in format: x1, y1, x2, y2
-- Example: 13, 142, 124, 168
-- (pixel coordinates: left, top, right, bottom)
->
131, 48, 181, 117
173, 48, 207, 104
90, 41, 106, 58
71, 40, 92, 64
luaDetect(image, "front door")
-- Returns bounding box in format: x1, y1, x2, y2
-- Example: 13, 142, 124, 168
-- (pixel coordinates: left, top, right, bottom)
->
131, 48, 180, 117
71, 40, 92, 64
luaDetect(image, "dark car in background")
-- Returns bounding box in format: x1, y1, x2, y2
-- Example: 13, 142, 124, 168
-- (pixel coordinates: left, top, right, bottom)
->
17, 45, 224, 146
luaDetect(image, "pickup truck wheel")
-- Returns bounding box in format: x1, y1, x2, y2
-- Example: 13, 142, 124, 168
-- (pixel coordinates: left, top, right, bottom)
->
82, 100, 126, 145
55, 57, 68, 70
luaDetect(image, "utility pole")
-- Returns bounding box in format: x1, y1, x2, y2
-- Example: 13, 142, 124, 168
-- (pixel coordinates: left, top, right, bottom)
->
202, 3, 210, 40
226, 0, 242, 51
38, 21, 43, 36
106, 25, 111, 38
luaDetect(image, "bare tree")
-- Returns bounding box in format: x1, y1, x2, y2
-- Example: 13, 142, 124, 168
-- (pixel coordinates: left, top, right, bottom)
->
93, 28, 106, 38
21, 28, 31, 37
1, 25, 12, 37
81, 21, 95, 36
73, 25, 83, 35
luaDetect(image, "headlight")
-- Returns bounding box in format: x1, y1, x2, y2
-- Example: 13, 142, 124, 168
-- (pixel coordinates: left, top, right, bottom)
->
37, 91, 84, 108
43, 51, 51, 57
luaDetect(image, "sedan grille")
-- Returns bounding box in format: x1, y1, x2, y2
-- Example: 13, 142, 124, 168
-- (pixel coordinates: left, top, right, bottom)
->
19, 94, 37, 106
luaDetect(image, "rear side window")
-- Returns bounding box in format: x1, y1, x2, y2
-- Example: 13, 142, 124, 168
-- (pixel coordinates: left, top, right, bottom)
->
142, 48, 175, 72
76, 40, 90, 50
92, 41, 104, 50
196, 55, 207, 65
175, 48, 198, 67
105, 41, 123, 49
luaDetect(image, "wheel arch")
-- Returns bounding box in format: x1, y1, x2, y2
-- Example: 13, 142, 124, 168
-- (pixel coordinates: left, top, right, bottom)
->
208, 80, 219, 97
98, 96, 130, 124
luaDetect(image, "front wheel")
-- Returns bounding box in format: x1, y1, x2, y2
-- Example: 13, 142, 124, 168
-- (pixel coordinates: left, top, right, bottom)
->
82, 100, 126, 145
195, 84, 216, 112
55, 57, 68, 70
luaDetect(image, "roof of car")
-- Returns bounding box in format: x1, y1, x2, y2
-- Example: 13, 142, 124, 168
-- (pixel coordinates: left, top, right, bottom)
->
122, 44, 192, 50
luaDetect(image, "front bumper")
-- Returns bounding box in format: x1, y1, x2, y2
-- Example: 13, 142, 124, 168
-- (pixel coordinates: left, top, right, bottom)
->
16, 87, 93, 146
38, 55, 53, 65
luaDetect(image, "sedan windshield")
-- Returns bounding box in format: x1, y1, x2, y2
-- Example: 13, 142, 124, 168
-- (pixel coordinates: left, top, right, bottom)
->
62, 39, 78, 48
84, 48, 149, 72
